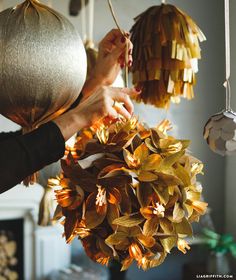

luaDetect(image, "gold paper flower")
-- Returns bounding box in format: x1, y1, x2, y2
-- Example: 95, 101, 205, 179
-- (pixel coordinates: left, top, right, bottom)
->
55, 180, 84, 210
53, 117, 207, 270
177, 239, 191, 254
130, 4, 206, 108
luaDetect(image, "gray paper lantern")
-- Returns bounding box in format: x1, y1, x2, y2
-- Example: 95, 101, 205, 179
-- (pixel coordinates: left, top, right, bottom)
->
0, 0, 87, 132
203, 110, 236, 156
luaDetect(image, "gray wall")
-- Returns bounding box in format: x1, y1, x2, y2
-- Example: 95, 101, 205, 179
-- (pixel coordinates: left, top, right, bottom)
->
0, 0, 231, 279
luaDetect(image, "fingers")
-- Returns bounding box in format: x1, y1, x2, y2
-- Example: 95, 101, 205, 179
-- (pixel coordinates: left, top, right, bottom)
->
112, 37, 133, 66
107, 106, 119, 119
100, 29, 123, 45
110, 88, 138, 114
118, 39, 133, 68
99, 29, 133, 67
113, 103, 131, 119
119, 87, 140, 98
101, 34, 126, 58
99, 29, 123, 53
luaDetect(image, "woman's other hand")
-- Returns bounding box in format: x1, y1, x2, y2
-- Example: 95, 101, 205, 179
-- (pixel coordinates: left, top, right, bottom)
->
83, 29, 133, 97
53, 86, 138, 141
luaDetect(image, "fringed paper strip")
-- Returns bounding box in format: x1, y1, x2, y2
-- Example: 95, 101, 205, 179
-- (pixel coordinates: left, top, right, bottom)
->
130, 4, 206, 108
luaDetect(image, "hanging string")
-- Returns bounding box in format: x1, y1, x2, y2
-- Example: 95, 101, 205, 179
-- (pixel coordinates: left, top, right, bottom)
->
81, 0, 87, 42
88, 0, 94, 44
223, 0, 231, 111
107, 0, 129, 87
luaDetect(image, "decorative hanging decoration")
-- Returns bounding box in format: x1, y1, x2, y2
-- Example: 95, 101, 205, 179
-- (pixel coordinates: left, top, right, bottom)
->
51, 117, 207, 271
81, 0, 98, 80
0, 0, 86, 131
69, 0, 89, 16
203, 0, 236, 156
0, 0, 87, 184
37, 161, 61, 226
130, 3, 206, 108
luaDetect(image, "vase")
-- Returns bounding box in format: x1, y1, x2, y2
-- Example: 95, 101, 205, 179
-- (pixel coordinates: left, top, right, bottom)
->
207, 252, 230, 274
108, 260, 128, 280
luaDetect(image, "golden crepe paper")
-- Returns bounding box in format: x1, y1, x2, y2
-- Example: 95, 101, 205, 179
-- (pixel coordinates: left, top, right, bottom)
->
0, 0, 86, 185
130, 4, 206, 108
51, 117, 207, 271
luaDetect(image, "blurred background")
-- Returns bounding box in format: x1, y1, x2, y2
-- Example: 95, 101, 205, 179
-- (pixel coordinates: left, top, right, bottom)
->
0, 0, 236, 279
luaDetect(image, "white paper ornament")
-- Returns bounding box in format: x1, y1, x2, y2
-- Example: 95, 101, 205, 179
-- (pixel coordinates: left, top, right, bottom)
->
204, 110, 236, 156
204, 0, 236, 156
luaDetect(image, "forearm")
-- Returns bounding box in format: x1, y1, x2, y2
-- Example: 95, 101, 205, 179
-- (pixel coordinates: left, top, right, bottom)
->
53, 107, 88, 141
0, 122, 65, 194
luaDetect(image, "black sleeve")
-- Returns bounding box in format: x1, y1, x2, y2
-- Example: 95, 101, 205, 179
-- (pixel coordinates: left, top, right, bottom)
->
0, 122, 65, 194
0, 130, 22, 141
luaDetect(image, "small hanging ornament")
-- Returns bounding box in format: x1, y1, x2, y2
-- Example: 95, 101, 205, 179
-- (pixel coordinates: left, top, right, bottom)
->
69, 0, 89, 16
82, 0, 98, 80
70, 0, 98, 79
203, 0, 236, 156
130, 1, 206, 108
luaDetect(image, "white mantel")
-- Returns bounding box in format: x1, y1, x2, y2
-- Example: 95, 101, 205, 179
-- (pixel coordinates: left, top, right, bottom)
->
0, 184, 71, 280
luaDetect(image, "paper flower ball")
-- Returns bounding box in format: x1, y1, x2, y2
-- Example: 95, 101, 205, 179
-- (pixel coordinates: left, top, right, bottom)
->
52, 118, 207, 271
203, 110, 236, 156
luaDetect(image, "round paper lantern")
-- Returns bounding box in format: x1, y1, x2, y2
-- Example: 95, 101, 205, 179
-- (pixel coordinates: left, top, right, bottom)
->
0, 0, 87, 132
203, 110, 236, 156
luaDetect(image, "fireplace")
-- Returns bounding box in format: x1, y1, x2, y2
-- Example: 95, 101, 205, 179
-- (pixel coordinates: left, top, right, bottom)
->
0, 184, 71, 280
0, 218, 24, 279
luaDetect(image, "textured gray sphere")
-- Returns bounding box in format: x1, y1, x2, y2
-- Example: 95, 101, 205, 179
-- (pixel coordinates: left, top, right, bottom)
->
0, 0, 87, 130
203, 110, 236, 156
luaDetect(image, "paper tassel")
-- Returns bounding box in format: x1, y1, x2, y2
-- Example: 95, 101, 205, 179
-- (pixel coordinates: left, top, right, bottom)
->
130, 4, 206, 108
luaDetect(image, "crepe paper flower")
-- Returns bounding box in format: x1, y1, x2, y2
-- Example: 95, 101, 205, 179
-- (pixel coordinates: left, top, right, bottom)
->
52, 117, 207, 270
177, 239, 191, 254
129, 243, 143, 260
130, 3, 206, 108
84, 184, 122, 229
55, 182, 84, 210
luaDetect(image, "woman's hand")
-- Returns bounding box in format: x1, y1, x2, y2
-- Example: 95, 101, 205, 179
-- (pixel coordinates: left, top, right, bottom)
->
82, 29, 133, 98
95, 29, 133, 84
53, 86, 138, 141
